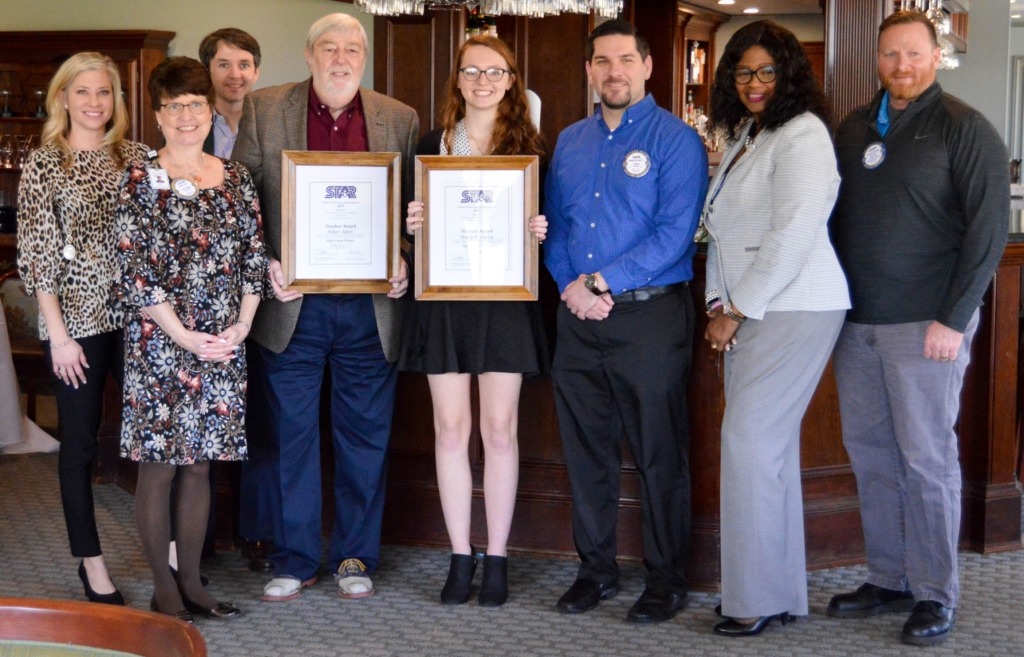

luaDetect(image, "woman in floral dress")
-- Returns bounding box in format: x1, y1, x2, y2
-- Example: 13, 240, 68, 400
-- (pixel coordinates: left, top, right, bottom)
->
115, 56, 269, 622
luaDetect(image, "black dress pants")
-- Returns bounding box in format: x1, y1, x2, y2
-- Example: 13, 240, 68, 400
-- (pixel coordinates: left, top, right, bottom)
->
44, 330, 124, 557
551, 288, 693, 594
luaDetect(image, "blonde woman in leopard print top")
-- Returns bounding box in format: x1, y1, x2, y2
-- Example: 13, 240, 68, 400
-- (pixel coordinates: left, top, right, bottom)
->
17, 52, 148, 606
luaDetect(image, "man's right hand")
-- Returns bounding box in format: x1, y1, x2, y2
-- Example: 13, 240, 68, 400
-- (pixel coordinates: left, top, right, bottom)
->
562, 274, 614, 321
269, 258, 303, 302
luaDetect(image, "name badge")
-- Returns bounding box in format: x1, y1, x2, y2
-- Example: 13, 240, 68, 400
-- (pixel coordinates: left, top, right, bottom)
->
148, 168, 170, 190
623, 150, 651, 178
862, 142, 886, 169
172, 178, 198, 199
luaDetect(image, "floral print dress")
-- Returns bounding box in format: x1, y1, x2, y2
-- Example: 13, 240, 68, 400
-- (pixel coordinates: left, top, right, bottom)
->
115, 159, 269, 464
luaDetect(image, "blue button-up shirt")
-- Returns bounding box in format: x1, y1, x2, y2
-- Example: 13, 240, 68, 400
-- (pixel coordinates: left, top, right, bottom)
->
544, 93, 707, 294
211, 112, 237, 159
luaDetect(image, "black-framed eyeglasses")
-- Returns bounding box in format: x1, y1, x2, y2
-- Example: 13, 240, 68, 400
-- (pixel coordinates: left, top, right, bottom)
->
459, 66, 510, 82
160, 100, 210, 116
733, 65, 777, 85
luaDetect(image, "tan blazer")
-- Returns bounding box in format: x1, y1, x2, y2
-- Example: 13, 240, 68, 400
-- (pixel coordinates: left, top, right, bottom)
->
233, 80, 419, 359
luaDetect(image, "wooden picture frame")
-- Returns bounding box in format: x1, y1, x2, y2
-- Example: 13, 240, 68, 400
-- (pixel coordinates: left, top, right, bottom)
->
414, 155, 539, 300
280, 150, 401, 293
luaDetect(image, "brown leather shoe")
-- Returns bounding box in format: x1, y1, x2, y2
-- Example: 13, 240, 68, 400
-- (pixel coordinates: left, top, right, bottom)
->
241, 539, 274, 572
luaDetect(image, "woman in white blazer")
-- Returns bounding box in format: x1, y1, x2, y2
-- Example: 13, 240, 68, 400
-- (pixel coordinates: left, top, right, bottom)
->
701, 21, 850, 637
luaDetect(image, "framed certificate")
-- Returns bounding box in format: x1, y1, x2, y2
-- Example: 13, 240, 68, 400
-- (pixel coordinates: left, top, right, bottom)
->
414, 155, 539, 301
281, 150, 402, 293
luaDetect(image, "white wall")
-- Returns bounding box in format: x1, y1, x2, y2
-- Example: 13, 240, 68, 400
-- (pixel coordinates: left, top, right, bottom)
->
937, 0, 1011, 139
0, 0, 375, 91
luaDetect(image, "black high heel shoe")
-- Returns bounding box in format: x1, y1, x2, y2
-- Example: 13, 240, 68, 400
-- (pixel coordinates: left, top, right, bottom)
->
78, 561, 125, 606
440, 553, 477, 604
478, 555, 508, 607
713, 612, 792, 637
150, 596, 195, 624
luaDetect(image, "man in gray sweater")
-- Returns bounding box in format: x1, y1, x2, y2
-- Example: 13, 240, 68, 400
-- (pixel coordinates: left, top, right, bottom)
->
827, 10, 1009, 648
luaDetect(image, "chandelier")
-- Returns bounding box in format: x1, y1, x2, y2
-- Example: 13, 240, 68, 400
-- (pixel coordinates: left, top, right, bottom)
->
353, 0, 622, 18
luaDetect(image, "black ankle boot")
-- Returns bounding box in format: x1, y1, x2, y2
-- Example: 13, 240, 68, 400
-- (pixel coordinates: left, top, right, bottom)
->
440, 553, 476, 604
478, 555, 508, 607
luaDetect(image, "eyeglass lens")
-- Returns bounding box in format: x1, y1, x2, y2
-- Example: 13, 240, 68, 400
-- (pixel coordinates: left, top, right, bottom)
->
734, 66, 776, 84
460, 67, 507, 82
164, 101, 209, 115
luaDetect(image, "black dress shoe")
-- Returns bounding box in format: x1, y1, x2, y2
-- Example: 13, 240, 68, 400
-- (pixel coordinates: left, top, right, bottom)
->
556, 579, 618, 614
440, 553, 476, 605
241, 539, 274, 572
626, 587, 687, 623
827, 582, 914, 618
150, 596, 195, 624
78, 561, 125, 606
182, 596, 242, 620
901, 600, 955, 646
713, 612, 791, 637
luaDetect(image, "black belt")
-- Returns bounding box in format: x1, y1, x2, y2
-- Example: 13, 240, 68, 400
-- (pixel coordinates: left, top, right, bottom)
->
611, 282, 688, 303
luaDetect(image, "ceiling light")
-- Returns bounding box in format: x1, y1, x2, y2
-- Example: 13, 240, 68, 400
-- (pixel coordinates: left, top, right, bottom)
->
718, 1, 736, 5
743, 7, 759, 13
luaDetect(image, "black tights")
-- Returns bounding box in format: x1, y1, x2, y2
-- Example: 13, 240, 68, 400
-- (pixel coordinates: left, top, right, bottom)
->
135, 461, 218, 612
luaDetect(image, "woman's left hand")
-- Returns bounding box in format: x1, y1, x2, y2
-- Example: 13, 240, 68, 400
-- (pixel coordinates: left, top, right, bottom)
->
215, 322, 250, 351
529, 215, 547, 243
705, 307, 740, 352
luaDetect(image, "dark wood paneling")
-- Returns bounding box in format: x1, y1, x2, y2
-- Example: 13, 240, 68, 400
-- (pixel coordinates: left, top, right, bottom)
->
373, 11, 462, 133
825, 0, 886, 121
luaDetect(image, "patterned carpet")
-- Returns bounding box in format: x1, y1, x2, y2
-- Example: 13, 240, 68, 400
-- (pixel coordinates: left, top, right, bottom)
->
1, 452, 1022, 657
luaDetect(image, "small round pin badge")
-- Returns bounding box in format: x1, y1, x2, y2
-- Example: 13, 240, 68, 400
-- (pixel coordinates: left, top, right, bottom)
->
172, 178, 199, 199
622, 150, 651, 178
862, 142, 886, 170
62, 244, 76, 261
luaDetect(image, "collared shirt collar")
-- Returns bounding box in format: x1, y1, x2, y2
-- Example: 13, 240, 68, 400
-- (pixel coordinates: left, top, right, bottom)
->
308, 84, 363, 120
594, 93, 656, 133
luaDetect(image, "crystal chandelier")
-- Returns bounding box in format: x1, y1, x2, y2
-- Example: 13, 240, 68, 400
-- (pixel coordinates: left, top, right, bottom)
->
353, 0, 622, 18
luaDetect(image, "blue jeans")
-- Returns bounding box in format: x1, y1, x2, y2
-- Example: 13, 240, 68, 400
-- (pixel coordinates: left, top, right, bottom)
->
261, 295, 397, 581
833, 312, 978, 608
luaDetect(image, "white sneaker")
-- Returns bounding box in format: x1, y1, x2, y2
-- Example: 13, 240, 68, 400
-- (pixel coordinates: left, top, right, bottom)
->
336, 558, 374, 599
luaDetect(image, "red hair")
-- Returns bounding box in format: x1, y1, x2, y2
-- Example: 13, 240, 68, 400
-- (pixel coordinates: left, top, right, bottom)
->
440, 36, 544, 159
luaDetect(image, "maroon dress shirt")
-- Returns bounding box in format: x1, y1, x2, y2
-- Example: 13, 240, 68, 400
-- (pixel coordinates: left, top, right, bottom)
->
307, 85, 368, 153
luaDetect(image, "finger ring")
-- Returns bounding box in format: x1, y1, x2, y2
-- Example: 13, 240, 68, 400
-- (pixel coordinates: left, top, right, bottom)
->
710, 342, 718, 349
940, 355, 950, 361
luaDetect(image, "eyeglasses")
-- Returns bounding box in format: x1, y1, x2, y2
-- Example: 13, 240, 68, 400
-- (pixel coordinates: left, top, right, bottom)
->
160, 100, 210, 116
733, 65, 777, 85
458, 67, 510, 82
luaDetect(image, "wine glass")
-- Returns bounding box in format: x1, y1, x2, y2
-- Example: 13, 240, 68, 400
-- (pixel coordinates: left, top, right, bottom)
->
0, 134, 14, 168
16, 134, 36, 168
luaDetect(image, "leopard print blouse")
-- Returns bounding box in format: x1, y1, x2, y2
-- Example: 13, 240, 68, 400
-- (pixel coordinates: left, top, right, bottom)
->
17, 140, 150, 340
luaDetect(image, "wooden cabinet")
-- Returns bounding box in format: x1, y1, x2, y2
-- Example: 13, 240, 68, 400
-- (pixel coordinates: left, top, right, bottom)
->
677, 5, 726, 121
0, 30, 174, 210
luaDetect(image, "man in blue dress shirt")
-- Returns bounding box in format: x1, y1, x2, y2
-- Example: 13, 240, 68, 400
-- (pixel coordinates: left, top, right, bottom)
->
544, 19, 707, 623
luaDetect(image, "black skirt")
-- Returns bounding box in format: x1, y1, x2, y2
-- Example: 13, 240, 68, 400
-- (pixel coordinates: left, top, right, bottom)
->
398, 299, 549, 375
